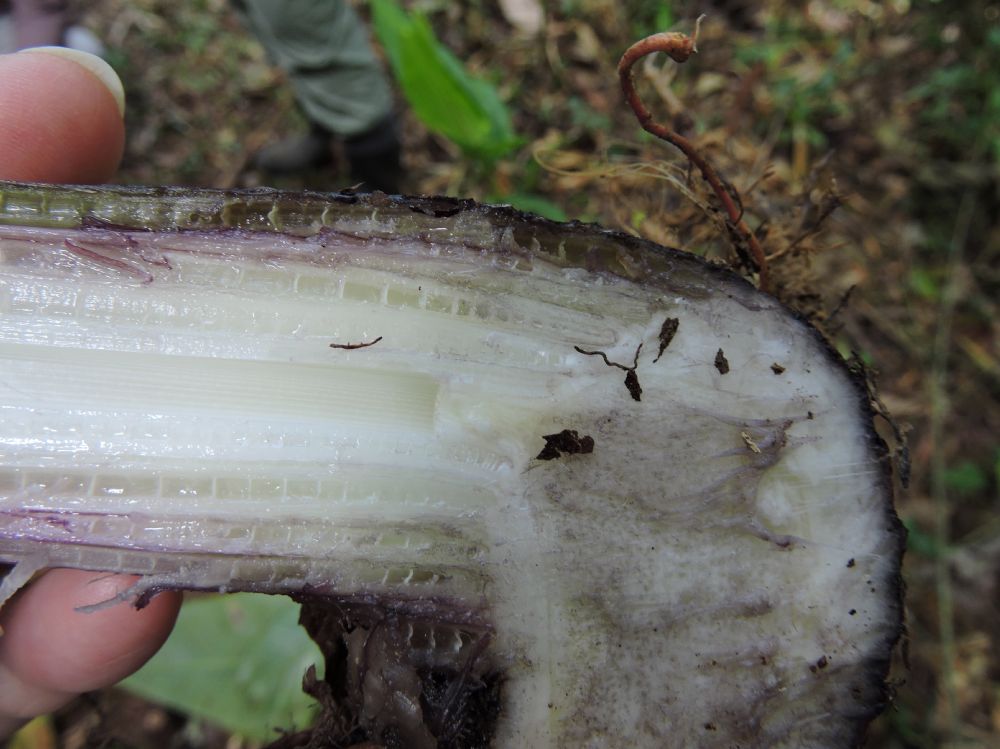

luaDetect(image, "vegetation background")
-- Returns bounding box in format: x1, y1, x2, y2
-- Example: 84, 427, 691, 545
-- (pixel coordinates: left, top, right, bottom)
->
7, 0, 999, 747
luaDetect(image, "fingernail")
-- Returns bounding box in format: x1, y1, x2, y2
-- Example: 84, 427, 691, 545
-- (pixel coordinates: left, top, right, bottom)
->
21, 47, 125, 118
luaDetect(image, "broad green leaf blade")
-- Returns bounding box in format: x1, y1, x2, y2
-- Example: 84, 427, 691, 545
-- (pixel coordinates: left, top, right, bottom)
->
371, 0, 519, 160
122, 594, 321, 742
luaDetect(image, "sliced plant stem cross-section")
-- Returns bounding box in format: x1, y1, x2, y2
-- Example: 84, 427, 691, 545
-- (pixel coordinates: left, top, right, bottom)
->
0, 182, 904, 747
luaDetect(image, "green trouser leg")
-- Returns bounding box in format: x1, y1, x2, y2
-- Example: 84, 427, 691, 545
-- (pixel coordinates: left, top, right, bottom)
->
238, 0, 393, 138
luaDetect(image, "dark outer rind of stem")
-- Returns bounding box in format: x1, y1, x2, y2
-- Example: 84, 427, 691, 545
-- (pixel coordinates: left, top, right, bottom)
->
0, 181, 745, 301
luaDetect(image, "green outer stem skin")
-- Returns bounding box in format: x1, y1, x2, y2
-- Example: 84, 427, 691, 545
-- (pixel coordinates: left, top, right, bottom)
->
0, 181, 498, 234
0, 180, 729, 299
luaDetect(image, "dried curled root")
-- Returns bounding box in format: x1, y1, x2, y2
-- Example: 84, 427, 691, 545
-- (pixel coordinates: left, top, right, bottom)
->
617, 18, 770, 292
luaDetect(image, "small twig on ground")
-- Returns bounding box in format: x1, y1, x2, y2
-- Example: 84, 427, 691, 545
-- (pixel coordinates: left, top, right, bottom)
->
826, 284, 856, 325
617, 17, 770, 291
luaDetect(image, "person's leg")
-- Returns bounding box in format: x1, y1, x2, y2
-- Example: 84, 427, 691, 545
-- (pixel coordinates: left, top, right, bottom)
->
5, 1, 104, 56
11, 0, 67, 49
240, 0, 401, 191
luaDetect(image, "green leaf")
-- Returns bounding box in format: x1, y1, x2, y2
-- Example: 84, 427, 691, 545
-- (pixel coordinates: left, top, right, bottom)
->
908, 267, 940, 301
655, 5, 675, 32
122, 593, 321, 741
8, 716, 55, 749
371, 0, 519, 161
902, 518, 949, 559
942, 461, 988, 496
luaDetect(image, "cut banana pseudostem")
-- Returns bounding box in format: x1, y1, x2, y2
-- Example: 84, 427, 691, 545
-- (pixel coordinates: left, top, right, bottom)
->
0, 182, 903, 748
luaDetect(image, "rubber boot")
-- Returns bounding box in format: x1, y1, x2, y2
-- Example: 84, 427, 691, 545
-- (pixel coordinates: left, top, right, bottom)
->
254, 123, 332, 174
343, 116, 403, 194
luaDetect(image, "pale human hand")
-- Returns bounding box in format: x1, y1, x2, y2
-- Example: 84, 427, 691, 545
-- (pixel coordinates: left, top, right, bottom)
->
0, 47, 182, 739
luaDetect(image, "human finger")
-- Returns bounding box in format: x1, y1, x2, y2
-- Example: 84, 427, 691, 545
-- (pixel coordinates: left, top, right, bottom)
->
0, 569, 181, 736
0, 47, 125, 182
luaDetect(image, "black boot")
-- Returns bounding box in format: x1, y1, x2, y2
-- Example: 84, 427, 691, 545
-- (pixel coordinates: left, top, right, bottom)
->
254, 123, 332, 174
343, 117, 403, 194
